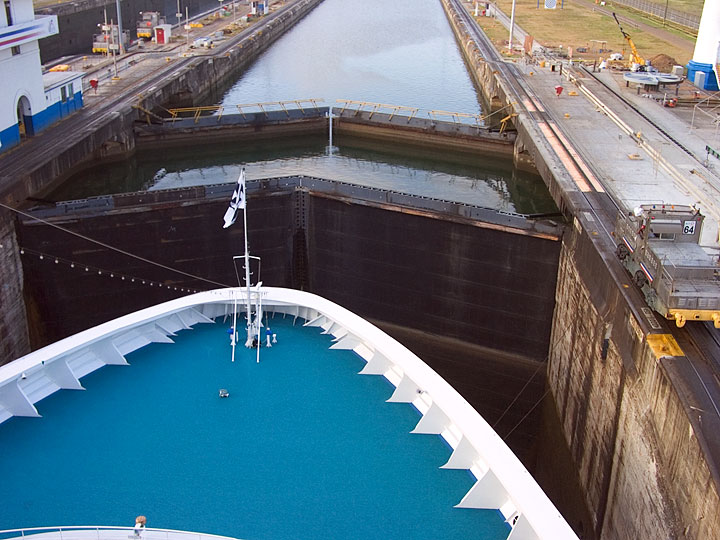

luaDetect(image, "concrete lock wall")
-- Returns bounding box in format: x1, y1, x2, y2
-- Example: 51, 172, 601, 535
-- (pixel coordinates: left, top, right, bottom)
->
16, 189, 561, 356
306, 196, 560, 361
549, 220, 720, 540
36, 0, 228, 63
0, 210, 30, 362
8, 112, 137, 205
2, 0, 325, 207
440, 0, 510, 125
16, 192, 295, 347
137, 0, 324, 112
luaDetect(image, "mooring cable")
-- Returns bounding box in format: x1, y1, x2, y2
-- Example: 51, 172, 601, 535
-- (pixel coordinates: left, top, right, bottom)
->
0, 201, 231, 289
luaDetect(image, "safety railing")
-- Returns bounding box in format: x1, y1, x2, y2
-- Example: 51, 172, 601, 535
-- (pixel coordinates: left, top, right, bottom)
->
167, 105, 225, 123
691, 90, 720, 142
335, 99, 517, 128
166, 99, 325, 123
0, 526, 245, 540
235, 98, 324, 119
335, 100, 419, 122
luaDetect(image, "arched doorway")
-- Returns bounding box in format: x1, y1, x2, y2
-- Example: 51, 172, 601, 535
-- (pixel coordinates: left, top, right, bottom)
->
16, 96, 32, 138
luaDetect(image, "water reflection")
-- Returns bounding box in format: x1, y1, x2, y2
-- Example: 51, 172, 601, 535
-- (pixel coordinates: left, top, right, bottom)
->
219, 0, 484, 115
45, 135, 557, 215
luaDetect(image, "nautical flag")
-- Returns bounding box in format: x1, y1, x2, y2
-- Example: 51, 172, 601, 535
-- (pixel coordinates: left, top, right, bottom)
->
222, 169, 246, 229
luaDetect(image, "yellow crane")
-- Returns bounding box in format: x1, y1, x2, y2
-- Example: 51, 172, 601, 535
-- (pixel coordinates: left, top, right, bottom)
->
613, 12, 646, 71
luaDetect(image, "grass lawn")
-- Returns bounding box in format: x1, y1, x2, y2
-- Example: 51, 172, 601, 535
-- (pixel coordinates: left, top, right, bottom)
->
660, 0, 704, 18
477, 0, 695, 64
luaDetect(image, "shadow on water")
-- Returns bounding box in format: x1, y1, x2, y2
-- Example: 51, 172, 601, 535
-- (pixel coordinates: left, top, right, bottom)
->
44, 134, 558, 216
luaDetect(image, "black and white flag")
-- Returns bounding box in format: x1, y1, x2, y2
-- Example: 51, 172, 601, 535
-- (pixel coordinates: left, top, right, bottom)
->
223, 169, 246, 229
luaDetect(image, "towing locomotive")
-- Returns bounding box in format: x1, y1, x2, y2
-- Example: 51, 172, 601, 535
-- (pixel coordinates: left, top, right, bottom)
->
614, 204, 720, 327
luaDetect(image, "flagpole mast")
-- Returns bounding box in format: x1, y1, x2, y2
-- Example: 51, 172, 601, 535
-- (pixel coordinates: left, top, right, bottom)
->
242, 170, 253, 347
231, 289, 238, 362
256, 287, 262, 363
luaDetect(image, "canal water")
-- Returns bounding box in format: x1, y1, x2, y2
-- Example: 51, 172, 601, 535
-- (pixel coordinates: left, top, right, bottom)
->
50, 0, 555, 216
219, 0, 484, 115
46, 135, 557, 216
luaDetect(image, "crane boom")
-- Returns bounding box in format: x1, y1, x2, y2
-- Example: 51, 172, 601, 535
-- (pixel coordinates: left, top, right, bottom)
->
612, 12, 645, 68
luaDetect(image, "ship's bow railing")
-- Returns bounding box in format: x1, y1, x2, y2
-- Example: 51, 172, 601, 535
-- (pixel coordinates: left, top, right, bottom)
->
0, 526, 245, 540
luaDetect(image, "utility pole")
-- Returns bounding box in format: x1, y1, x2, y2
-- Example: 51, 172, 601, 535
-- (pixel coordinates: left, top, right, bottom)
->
508, 0, 517, 55
103, 8, 108, 57
115, 0, 124, 54
110, 19, 118, 77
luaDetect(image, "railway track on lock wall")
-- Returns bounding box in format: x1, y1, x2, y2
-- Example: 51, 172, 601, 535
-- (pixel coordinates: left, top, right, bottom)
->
0, 0, 315, 202
452, 0, 720, 483
452, 0, 620, 236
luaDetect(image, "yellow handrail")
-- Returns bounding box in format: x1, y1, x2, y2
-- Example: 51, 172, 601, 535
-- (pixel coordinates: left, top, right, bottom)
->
335, 100, 419, 123
166, 106, 224, 124
235, 99, 324, 118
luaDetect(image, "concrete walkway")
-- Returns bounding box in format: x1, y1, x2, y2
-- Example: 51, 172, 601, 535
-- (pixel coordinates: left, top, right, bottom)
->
524, 62, 720, 243
474, 1, 720, 246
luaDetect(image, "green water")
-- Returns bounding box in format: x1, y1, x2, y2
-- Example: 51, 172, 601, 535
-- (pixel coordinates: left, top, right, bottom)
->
46, 135, 557, 215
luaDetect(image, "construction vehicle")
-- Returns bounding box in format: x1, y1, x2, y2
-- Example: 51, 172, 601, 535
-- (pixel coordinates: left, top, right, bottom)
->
612, 12, 648, 72
136, 11, 165, 40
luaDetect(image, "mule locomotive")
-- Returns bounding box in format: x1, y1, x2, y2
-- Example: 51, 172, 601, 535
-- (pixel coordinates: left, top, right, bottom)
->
614, 204, 720, 327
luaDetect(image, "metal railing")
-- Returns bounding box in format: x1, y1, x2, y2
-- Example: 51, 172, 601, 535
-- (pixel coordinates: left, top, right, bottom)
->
607, 0, 700, 30
235, 98, 324, 119
691, 90, 720, 144
335, 99, 420, 122
166, 99, 325, 123
167, 105, 225, 123
335, 99, 517, 127
0, 526, 244, 540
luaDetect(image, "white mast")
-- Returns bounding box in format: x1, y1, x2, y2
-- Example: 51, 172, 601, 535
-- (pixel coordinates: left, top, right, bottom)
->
231, 289, 238, 362
242, 180, 254, 348
222, 168, 251, 358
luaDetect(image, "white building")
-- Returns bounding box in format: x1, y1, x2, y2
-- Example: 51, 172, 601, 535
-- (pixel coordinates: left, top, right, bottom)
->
0, 0, 60, 153
687, 0, 720, 91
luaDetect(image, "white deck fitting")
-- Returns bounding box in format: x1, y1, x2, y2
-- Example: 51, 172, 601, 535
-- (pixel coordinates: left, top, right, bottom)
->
329, 333, 362, 350
0, 288, 578, 540
358, 350, 392, 375
411, 402, 451, 435
441, 436, 480, 469
0, 526, 246, 540
43, 358, 84, 390
386, 374, 420, 403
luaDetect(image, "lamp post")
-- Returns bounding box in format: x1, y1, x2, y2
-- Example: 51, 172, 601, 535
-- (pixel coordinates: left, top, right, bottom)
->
508, 0, 517, 55
185, 6, 189, 47
115, 0, 124, 54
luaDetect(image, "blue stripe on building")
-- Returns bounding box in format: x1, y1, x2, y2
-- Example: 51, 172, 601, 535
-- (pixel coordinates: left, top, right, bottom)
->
1, 91, 83, 152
